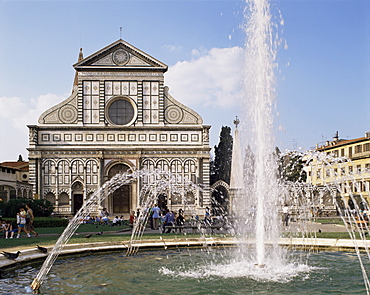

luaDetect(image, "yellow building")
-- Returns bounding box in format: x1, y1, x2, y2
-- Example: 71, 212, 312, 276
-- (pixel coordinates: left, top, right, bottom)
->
305, 132, 370, 209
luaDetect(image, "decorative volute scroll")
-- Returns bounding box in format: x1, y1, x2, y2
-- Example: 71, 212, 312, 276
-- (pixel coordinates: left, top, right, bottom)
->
164, 86, 203, 125
36, 40, 204, 127
38, 91, 78, 124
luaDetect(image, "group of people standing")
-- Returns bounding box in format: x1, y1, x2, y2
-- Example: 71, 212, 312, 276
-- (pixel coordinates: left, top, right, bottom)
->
1, 204, 38, 239
146, 204, 185, 233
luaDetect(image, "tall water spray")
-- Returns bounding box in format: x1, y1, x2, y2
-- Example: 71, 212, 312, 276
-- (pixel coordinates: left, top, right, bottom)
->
238, 0, 280, 266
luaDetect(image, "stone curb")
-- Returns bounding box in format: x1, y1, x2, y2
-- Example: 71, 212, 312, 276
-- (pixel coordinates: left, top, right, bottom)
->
1, 237, 369, 269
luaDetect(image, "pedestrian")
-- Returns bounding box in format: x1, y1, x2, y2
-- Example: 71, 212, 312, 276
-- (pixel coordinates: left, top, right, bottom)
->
204, 207, 211, 225
149, 205, 154, 230
283, 204, 290, 226
25, 204, 38, 237
162, 210, 175, 233
152, 204, 161, 230
4, 220, 14, 239
17, 207, 31, 238
129, 211, 136, 228
176, 209, 185, 226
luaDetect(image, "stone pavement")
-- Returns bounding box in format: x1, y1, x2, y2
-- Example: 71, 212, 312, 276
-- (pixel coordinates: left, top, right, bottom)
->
283, 221, 349, 233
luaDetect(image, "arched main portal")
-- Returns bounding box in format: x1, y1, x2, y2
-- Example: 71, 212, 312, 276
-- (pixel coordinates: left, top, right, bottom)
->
108, 164, 132, 214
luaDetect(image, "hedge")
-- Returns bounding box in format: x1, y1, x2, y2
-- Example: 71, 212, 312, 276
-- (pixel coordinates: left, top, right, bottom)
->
1, 217, 69, 228
0, 198, 54, 218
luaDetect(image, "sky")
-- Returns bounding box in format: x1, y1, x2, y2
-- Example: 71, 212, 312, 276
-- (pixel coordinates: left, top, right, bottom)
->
0, 0, 369, 162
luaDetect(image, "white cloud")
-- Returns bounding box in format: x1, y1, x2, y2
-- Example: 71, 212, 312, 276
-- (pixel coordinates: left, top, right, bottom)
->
0, 93, 65, 162
0, 47, 246, 161
164, 44, 183, 52
165, 46, 244, 108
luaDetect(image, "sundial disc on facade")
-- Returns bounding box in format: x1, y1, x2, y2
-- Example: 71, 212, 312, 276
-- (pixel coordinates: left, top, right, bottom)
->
59, 105, 78, 124
112, 49, 130, 66
165, 105, 183, 124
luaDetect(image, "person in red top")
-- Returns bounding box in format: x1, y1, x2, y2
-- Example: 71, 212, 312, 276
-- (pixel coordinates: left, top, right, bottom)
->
129, 211, 136, 228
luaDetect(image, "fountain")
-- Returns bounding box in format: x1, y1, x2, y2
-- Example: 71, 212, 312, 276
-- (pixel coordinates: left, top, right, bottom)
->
231, 0, 281, 268
222, 0, 370, 289
0, 0, 368, 293
30, 169, 203, 291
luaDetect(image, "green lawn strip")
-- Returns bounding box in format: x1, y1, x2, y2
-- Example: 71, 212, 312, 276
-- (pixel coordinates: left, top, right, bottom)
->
315, 218, 344, 225
31, 223, 130, 235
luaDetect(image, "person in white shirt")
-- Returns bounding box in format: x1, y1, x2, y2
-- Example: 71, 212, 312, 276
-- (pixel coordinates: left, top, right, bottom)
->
112, 216, 120, 226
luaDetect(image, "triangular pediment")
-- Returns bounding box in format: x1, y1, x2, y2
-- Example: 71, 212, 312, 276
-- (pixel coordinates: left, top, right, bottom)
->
73, 39, 167, 72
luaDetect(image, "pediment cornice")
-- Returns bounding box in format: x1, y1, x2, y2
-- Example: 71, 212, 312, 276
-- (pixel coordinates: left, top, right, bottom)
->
74, 39, 168, 72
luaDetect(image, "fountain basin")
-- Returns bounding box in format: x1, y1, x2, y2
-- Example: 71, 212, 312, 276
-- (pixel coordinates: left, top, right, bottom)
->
1, 246, 369, 295
1, 237, 369, 269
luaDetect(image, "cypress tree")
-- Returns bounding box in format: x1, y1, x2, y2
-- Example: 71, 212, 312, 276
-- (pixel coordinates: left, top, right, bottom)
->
210, 126, 233, 185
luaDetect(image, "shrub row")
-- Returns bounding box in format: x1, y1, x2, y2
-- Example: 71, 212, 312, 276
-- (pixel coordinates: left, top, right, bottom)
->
1, 217, 69, 228
0, 198, 54, 218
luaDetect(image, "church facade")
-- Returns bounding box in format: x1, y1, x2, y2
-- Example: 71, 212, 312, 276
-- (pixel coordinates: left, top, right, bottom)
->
28, 39, 211, 217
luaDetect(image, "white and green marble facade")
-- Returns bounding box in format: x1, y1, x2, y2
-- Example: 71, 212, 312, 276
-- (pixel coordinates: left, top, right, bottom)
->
28, 39, 211, 217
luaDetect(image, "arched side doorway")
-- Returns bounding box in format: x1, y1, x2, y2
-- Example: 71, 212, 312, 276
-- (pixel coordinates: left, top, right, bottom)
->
107, 163, 132, 214
157, 193, 168, 211
211, 180, 230, 216
71, 181, 84, 215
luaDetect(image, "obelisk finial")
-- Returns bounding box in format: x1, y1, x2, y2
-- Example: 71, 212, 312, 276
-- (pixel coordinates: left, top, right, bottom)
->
233, 116, 240, 128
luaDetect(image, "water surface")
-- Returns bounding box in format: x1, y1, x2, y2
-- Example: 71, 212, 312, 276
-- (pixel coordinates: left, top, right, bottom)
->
0, 248, 368, 295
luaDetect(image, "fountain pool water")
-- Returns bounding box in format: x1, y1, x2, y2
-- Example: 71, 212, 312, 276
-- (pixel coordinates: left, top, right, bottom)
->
1, 248, 369, 294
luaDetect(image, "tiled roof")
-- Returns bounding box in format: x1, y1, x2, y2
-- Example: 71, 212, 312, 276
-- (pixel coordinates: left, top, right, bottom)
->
0, 161, 29, 171
317, 136, 368, 151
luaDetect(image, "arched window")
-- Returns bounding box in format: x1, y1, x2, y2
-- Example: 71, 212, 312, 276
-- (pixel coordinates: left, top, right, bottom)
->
185, 191, 196, 205
184, 159, 197, 184
59, 192, 69, 206
170, 159, 182, 184
43, 160, 57, 185
156, 159, 169, 172
142, 159, 155, 184
86, 160, 99, 184
71, 160, 84, 181
45, 192, 56, 206
58, 160, 70, 185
